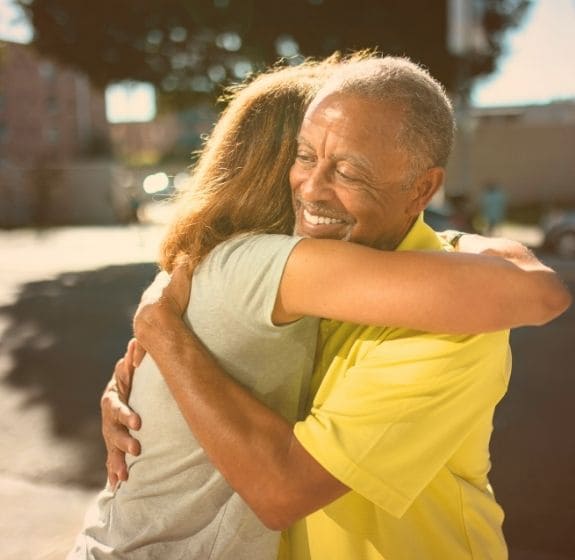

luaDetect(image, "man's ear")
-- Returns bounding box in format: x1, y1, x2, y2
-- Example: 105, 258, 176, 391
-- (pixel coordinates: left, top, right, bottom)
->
407, 167, 445, 214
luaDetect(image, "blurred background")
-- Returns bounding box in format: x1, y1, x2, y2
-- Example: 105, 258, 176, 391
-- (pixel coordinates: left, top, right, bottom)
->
0, 1, 573, 558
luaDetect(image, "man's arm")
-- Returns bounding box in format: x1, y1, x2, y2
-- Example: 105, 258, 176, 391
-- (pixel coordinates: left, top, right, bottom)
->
133, 267, 348, 530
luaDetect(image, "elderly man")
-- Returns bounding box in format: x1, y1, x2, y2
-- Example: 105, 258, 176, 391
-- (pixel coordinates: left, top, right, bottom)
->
103, 57, 564, 559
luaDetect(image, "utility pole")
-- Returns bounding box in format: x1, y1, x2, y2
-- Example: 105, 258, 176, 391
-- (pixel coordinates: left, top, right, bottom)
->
447, 0, 489, 199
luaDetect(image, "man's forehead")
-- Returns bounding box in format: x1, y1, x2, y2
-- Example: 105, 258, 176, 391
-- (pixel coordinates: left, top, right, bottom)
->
300, 92, 404, 147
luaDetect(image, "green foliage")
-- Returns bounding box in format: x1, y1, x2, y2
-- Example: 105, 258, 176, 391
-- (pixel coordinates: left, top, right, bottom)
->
19, 0, 530, 109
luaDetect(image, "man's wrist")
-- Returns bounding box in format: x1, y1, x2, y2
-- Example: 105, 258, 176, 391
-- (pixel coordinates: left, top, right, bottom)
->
134, 301, 187, 353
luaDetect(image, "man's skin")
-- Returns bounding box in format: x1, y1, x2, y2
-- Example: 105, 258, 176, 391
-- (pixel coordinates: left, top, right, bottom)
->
102, 90, 571, 530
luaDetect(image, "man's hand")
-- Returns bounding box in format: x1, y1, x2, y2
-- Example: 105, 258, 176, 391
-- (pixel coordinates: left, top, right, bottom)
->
133, 264, 191, 349
101, 266, 192, 486
101, 338, 144, 486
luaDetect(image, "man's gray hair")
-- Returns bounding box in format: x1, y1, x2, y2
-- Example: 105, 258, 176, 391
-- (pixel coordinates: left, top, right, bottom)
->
321, 56, 455, 177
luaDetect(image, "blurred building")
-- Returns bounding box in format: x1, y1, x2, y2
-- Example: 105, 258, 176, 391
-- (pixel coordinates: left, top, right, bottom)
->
109, 105, 216, 166
110, 114, 182, 166
446, 100, 575, 209
0, 40, 128, 227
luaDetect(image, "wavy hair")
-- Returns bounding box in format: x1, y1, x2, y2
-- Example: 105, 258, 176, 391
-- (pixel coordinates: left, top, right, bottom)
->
159, 58, 340, 272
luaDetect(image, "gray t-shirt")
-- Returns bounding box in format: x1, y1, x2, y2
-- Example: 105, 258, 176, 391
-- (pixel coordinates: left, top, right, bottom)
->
70, 233, 319, 559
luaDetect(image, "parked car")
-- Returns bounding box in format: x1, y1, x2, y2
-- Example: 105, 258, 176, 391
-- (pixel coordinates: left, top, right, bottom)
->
542, 210, 575, 258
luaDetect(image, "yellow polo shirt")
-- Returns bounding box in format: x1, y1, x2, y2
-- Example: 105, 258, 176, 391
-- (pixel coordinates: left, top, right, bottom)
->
278, 216, 511, 560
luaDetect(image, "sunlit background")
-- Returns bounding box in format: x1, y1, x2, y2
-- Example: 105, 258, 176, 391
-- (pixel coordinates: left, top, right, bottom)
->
1, 0, 574, 234
1, 2, 575, 559
0, 0, 574, 237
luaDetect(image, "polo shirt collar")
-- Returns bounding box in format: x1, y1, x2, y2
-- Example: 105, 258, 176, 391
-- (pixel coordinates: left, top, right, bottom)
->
395, 214, 443, 252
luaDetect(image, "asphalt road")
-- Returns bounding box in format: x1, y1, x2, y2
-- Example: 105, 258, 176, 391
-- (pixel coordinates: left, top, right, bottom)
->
0, 225, 574, 560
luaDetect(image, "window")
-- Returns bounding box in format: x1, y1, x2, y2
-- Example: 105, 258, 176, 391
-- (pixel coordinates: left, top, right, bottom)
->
39, 61, 56, 81
44, 126, 59, 143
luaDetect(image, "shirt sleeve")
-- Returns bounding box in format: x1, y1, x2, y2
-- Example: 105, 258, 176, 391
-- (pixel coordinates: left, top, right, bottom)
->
293, 329, 511, 518
193, 233, 303, 331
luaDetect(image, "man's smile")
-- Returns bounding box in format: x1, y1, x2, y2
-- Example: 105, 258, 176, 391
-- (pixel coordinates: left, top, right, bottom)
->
302, 209, 346, 226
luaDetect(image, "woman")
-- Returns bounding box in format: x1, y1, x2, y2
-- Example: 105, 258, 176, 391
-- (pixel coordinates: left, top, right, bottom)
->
70, 56, 569, 559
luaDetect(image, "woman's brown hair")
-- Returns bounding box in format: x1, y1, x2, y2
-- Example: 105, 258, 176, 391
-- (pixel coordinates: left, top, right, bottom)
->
159, 58, 339, 272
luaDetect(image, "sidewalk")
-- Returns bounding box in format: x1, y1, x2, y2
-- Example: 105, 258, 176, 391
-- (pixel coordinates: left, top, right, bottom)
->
0, 474, 96, 560
0, 224, 162, 559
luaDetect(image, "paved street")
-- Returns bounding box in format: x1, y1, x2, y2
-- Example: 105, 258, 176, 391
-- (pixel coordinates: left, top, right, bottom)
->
0, 224, 574, 559
0, 224, 163, 559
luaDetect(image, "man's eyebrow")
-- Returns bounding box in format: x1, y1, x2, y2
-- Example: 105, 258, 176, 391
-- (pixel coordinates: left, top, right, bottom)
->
331, 152, 374, 176
295, 137, 374, 178
295, 136, 313, 149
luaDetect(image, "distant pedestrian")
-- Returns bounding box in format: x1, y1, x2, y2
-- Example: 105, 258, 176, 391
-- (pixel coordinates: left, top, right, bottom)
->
480, 181, 507, 235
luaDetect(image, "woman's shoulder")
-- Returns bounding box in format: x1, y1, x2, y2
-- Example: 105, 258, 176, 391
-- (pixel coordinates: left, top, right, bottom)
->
201, 233, 301, 269
218, 232, 299, 251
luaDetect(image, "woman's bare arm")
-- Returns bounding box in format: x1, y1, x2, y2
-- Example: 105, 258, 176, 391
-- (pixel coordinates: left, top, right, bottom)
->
274, 235, 571, 333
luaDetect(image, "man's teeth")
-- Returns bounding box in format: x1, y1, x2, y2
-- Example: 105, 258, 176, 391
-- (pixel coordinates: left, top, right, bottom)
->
303, 209, 343, 225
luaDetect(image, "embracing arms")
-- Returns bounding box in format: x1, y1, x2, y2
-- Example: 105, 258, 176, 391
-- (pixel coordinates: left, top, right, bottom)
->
274, 234, 571, 331
130, 269, 349, 529
101, 233, 571, 514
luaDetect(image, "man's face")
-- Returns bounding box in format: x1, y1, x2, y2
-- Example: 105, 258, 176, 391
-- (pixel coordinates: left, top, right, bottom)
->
290, 92, 427, 250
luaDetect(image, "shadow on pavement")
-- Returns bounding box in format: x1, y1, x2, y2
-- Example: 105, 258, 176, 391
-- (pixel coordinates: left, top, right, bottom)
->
0, 262, 157, 486
491, 274, 575, 560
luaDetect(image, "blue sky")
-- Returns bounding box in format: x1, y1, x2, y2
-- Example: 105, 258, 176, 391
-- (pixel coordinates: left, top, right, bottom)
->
472, 0, 575, 106
1, 0, 574, 115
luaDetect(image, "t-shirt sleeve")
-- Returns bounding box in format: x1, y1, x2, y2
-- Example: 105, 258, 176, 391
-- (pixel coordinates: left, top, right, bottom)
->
194, 233, 303, 331
293, 330, 511, 518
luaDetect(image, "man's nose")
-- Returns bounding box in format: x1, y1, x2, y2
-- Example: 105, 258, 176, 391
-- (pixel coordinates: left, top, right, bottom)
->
298, 164, 334, 201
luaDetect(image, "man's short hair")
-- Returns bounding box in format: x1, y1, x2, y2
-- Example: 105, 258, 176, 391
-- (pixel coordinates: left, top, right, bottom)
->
321, 56, 455, 178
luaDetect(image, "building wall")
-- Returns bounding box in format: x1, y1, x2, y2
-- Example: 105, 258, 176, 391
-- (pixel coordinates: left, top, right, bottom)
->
445, 101, 575, 208
109, 104, 216, 164
110, 114, 182, 164
0, 41, 114, 226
